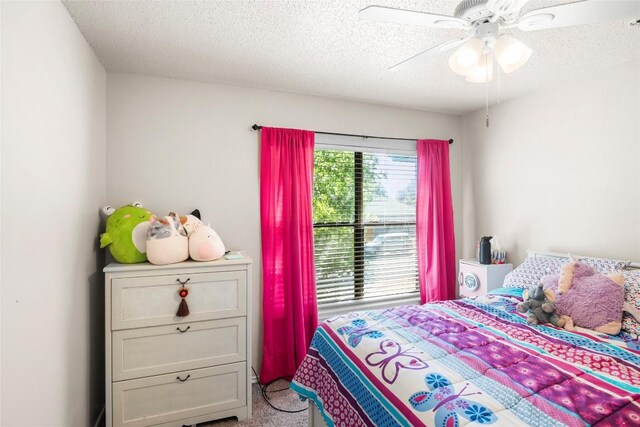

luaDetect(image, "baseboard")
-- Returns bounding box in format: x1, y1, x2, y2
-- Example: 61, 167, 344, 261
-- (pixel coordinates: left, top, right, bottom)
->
93, 406, 105, 427
252, 374, 259, 384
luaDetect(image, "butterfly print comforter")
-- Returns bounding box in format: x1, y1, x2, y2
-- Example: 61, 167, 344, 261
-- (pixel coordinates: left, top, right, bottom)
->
290, 293, 640, 426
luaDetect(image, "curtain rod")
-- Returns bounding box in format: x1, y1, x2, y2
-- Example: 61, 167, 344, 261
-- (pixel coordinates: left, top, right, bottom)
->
251, 124, 453, 144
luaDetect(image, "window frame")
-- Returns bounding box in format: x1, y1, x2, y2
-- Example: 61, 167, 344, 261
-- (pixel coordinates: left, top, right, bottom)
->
313, 139, 419, 308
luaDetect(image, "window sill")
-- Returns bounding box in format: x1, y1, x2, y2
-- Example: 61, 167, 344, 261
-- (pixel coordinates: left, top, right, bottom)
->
318, 295, 421, 321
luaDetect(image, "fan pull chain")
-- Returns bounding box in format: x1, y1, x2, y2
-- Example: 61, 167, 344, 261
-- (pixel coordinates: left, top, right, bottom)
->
485, 68, 490, 128
497, 62, 502, 105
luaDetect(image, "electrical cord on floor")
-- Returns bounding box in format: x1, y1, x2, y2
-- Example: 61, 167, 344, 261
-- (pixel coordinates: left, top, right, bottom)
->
251, 366, 307, 413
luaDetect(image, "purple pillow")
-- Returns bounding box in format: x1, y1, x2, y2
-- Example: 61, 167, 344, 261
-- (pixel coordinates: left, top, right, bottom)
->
541, 261, 624, 334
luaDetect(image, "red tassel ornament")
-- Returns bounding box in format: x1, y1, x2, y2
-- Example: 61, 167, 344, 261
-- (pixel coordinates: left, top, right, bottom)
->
176, 286, 190, 317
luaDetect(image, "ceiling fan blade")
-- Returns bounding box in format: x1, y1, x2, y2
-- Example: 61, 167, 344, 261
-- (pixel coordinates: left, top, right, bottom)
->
359, 5, 468, 29
389, 37, 470, 71
518, 0, 640, 31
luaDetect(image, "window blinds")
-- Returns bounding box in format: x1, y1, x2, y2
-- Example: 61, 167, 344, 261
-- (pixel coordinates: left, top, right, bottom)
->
313, 148, 419, 306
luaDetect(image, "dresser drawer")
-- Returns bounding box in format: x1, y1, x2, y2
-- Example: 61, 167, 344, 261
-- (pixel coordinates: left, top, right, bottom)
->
112, 363, 246, 427
112, 317, 246, 381
111, 271, 246, 330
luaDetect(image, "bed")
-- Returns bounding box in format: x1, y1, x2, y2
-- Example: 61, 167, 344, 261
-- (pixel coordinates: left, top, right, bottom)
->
291, 252, 640, 427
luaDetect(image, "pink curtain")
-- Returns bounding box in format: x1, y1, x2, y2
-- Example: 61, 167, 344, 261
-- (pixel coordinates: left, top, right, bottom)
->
260, 127, 318, 384
416, 139, 456, 304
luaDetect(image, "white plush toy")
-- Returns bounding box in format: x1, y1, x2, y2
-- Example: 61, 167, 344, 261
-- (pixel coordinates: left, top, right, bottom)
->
180, 213, 202, 236
145, 213, 189, 265
189, 223, 226, 261
180, 213, 226, 261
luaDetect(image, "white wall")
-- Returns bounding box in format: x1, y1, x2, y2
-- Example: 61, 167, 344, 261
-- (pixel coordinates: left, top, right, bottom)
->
106, 73, 463, 372
1, 2, 107, 426
462, 60, 640, 265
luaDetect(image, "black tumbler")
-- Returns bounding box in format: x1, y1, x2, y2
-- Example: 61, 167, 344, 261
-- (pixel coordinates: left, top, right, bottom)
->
479, 236, 492, 265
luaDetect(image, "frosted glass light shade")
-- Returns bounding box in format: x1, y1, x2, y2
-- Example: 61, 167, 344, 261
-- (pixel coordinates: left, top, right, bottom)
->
494, 35, 532, 73
465, 54, 494, 83
448, 38, 483, 76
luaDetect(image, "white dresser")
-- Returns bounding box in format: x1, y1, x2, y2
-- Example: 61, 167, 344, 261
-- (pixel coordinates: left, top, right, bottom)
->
104, 257, 252, 427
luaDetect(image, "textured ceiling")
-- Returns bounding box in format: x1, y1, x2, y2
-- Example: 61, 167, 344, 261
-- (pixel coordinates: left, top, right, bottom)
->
63, 0, 640, 114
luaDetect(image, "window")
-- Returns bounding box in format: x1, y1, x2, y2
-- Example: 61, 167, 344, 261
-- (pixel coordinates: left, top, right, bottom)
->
313, 147, 418, 306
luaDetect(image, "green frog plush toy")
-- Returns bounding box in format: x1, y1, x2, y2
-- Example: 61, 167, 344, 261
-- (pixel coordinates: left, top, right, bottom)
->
100, 202, 154, 263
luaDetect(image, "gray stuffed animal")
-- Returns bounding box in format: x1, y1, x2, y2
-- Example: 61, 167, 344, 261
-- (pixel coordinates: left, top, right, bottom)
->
517, 283, 566, 328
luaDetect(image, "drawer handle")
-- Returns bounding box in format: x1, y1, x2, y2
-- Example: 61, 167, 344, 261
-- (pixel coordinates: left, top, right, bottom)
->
176, 326, 190, 333
176, 374, 191, 382
176, 278, 190, 286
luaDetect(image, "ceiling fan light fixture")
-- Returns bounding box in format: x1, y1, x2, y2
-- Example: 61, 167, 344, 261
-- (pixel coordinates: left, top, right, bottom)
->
448, 37, 483, 76
465, 54, 494, 83
494, 35, 532, 73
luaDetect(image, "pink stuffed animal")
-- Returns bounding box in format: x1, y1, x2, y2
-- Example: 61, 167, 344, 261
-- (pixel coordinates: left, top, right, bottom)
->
542, 260, 624, 334
189, 223, 226, 261
180, 214, 226, 261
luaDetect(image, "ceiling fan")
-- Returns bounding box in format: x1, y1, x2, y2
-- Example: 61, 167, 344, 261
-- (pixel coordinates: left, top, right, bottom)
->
359, 0, 640, 83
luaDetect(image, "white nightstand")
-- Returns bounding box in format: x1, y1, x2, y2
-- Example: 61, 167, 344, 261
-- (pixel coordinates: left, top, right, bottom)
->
458, 259, 513, 298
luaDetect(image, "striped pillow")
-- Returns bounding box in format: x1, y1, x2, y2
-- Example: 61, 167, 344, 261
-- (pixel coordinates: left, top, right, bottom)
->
579, 257, 630, 273
503, 257, 566, 289
621, 270, 640, 336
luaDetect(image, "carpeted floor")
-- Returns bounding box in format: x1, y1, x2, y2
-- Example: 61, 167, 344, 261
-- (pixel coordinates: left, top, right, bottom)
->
202, 380, 308, 427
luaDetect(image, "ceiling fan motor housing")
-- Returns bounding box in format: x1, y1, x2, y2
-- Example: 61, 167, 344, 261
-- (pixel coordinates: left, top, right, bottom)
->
455, 0, 524, 25
454, 0, 494, 23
